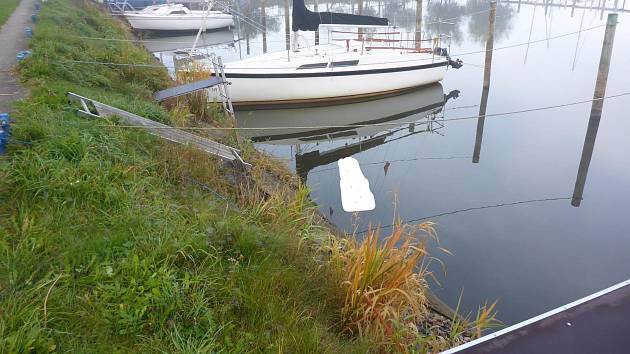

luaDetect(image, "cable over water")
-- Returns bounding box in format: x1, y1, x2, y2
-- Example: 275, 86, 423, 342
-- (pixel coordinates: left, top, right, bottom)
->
309, 155, 473, 175
355, 196, 573, 235
94, 91, 630, 132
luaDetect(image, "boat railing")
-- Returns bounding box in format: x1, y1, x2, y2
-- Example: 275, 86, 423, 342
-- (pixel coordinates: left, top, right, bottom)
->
107, 0, 137, 13
327, 27, 452, 58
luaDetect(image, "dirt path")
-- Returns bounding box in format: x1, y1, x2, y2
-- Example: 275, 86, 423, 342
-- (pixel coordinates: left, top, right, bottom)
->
0, 0, 36, 114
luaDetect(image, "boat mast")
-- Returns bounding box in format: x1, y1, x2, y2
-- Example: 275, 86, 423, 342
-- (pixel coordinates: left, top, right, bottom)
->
191, 0, 214, 53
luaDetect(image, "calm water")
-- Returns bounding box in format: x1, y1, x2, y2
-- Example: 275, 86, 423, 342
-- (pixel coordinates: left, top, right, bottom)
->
147, 0, 630, 326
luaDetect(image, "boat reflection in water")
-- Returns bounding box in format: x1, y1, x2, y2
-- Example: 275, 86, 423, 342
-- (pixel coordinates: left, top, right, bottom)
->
143, 30, 235, 53
236, 83, 460, 181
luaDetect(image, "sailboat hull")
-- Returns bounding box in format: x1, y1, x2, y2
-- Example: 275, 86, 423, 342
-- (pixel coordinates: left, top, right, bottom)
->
125, 13, 234, 31
215, 61, 448, 106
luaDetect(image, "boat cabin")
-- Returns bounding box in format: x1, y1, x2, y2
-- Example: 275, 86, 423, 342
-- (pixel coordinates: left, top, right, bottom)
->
138, 4, 192, 15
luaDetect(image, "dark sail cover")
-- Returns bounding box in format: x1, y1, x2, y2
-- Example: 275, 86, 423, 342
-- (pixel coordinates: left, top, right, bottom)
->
292, 0, 389, 32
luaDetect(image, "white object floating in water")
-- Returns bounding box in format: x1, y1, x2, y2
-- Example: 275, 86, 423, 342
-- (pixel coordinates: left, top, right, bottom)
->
338, 157, 375, 212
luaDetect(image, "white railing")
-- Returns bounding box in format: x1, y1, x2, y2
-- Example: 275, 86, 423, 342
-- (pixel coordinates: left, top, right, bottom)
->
325, 26, 452, 56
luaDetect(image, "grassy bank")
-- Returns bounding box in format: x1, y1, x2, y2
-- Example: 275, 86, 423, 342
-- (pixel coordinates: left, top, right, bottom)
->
0, 0, 495, 352
0, 0, 21, 27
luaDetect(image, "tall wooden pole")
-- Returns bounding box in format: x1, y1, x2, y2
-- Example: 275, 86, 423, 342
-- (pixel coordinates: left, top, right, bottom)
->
284, 0, 291, 51
415, 0, 423, 50
314, 0, 320, 45
571, 13, 617, 207
357, 0, 364, 40
473, 2, 496, 163
234, 0, 243, 59
261, 0, 268, 53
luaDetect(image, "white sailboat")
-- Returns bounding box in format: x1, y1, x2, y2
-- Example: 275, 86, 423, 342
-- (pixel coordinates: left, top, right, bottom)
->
124, 4, 234, 31
210, 0, 462, 106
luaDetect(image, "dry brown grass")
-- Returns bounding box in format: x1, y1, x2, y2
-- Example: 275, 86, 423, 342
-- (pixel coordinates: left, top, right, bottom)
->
323, 222, 437, 350
171, 62, 216, 123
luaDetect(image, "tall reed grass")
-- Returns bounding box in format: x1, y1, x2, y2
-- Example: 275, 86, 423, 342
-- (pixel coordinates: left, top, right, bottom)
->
323, 222, 435, 349
323, 221, 499, 352
173, 62, 217, 123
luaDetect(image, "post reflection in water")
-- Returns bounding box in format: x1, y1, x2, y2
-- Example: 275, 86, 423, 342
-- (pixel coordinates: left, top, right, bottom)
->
571, 13, 618, 207
235, 83, 460, 182
472, 2, 496, 164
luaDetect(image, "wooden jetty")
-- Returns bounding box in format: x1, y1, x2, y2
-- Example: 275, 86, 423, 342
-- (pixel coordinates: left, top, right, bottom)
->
66, 92, 248, 167
441, 279, 630, 353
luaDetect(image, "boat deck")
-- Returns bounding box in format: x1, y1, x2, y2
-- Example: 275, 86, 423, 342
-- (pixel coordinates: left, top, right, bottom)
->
224, 43, 445, 72
442, 279, 630, 354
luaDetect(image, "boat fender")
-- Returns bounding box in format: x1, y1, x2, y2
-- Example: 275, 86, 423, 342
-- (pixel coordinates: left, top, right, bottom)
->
444, 89, 461, 102
448, 58, 463, 69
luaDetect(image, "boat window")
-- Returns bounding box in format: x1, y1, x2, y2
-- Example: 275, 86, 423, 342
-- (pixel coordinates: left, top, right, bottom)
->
299, 130, 357, 141
330, 60, 359, 68
296, 63, 328, 70
170, 10, 187, 14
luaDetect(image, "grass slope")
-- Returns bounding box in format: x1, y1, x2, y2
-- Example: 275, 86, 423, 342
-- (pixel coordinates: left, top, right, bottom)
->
0, 0, 372, 352
0, 0, 21, 27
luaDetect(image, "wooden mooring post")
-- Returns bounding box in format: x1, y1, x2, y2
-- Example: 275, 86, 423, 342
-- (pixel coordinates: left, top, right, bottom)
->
261, 0, 267, 53
314, 0, 320, 45
234, 0, 244, 59
571, 13, 617, 207
284, 0, 291, 51
415, 0, 423, 50
472, 1, 496, 163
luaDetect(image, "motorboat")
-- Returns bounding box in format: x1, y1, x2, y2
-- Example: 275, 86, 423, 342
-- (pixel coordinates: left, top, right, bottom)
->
124, 4, 234, 31
209, 0, 461, 106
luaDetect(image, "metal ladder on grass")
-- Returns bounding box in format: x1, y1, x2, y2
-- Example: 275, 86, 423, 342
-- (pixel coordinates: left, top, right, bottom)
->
210, 54, 235, 119
66, 92, 249, 169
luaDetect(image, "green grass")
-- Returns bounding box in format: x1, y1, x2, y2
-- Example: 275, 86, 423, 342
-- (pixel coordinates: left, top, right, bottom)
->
0, 0, 21, 27
0, 0, 499, 352
0, 0, 373, 352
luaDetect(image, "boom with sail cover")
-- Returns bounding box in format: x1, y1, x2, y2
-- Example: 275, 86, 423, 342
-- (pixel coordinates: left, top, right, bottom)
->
291, 0, 389, 32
